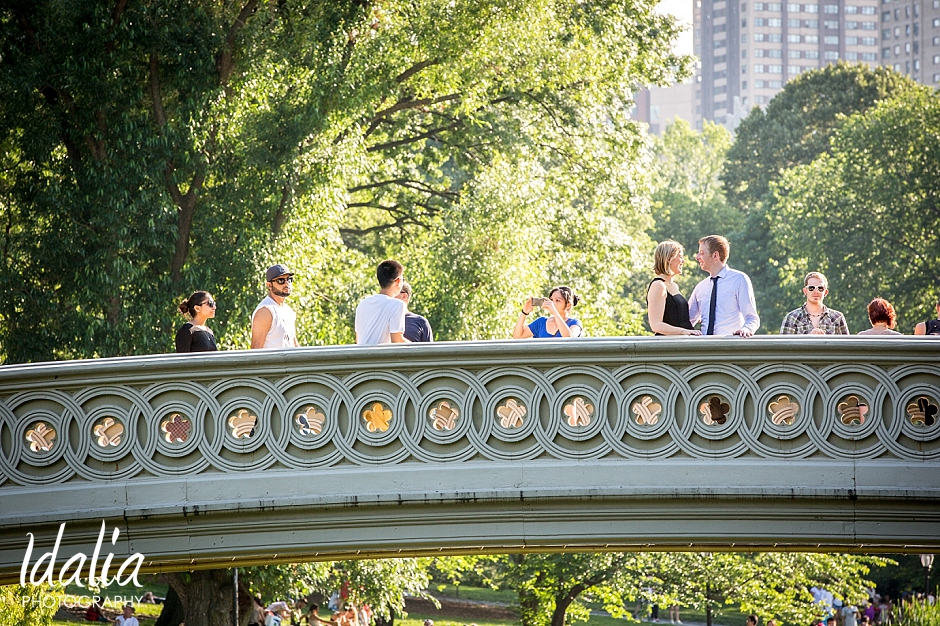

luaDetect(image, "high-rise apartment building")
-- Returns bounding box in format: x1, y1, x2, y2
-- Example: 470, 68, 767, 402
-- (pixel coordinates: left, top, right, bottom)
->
694, 0, 880, 129
884, 0, 940, 85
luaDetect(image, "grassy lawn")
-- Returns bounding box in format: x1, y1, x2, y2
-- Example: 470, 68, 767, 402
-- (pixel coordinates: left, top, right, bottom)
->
431, 585, 515, 604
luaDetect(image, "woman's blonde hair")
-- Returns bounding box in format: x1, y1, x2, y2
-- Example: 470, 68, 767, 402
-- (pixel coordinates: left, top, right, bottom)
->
653, 240, 684, 276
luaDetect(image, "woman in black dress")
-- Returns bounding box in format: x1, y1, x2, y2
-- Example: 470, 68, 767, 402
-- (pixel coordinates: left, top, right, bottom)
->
646, 240, 702, 336
175, 290, 219, 352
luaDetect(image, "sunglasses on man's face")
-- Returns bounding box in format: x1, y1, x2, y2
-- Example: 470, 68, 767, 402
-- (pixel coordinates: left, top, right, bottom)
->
805, 285, 826, 292
272, 276, 294, 285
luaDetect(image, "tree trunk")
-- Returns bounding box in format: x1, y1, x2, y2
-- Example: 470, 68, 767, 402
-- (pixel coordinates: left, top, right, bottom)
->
551, 596, 573, 626
165, 569, 238, 626
155, 586, 185, 626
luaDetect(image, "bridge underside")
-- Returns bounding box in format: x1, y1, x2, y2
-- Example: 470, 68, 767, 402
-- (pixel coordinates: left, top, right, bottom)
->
2, 458, 938, 585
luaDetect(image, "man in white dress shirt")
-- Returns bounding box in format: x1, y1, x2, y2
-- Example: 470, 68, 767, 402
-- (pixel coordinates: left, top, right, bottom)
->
688, 235, 760, 337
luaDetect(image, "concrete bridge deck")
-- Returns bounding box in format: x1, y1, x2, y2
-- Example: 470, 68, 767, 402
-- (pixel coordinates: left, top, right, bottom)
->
1, 337, 938, 584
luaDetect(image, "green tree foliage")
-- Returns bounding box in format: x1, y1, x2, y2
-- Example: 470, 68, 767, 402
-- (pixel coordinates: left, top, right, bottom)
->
0, 584, 58, 626
772, 88, 940, 333
651, 553, 889, 626
720, 63, 918, 331
649, 119, 740, 299
0, 0, 689, 362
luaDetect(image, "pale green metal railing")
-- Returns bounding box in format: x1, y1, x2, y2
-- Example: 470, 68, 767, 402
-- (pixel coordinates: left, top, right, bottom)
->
0, 337, 938, 584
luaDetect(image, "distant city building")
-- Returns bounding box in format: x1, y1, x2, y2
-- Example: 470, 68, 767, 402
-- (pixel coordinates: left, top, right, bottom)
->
885, 0, 940, 84
694, 0, 881, 130
632, 83, 695, 134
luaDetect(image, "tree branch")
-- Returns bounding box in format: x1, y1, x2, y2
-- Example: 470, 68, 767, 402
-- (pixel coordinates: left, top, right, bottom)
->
395, 58, 440, 84
216, 0, 260, 87
149, 53, 168, 130
366, 121, 462, 153
363, 93, 461, 137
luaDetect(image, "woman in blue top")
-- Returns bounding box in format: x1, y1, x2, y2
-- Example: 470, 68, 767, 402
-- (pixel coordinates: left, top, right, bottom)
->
513, 286, 583, 338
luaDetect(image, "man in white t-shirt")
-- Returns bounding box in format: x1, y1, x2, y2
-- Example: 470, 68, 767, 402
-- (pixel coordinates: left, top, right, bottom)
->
842, 604, 859, 626
114, 604, 139, 626
251, 264, 300, 349
355, 260, 409, 345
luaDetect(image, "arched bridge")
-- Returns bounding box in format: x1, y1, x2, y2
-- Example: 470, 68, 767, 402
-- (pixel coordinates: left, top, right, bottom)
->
1, 338, 939, 584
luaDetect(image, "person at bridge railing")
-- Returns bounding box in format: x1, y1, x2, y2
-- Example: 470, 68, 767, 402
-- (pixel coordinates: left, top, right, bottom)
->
356, 259, 410, 345
646, 240, 701, 336
689, 235, 760, 337
175, 290, 219, 352
779, 272, 850, 335
513, 286, 582, 338
251, 264, 300, 349
914, 298, 940, 335
395, 281, 433, 343
858, 298, 902, 336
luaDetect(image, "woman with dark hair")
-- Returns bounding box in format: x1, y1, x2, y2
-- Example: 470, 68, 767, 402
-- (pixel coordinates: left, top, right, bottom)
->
857, 297, 902, 335
513, 286, 583, 338
175, 291, 219, 352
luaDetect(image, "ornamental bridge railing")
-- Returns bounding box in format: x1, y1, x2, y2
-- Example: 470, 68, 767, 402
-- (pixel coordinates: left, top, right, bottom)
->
0, 337, 938, 584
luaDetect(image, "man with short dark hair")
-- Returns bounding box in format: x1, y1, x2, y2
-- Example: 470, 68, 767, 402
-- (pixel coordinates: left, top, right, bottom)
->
251, 264, 300, 349
689, 235, 760, 337
355, 260, 409, 345
780, 271, 849, 335
746, 615, 758, 626
395, 282, 433, 342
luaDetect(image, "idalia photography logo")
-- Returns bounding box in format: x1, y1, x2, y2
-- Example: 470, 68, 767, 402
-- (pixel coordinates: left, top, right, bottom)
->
19, 521, 146, 608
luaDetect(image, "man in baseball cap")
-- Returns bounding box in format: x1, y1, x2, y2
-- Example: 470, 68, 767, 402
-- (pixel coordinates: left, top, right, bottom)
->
251, 264, 300, 349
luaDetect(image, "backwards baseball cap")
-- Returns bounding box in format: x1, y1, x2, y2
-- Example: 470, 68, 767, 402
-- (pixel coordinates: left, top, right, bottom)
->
265, 264, 294, 282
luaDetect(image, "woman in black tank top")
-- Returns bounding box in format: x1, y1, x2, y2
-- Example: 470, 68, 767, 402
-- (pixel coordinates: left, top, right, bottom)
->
647, 241, 701, 336
175, 290, 219, 352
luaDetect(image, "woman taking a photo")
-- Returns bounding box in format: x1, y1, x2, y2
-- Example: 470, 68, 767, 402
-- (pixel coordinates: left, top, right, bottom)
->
647, 240, 701, 336
175, 290, 219, 352
513, 286, 583, 338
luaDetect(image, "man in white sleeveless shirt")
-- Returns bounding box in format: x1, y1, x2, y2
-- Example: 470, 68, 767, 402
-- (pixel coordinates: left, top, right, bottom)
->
251, 264, 300, 349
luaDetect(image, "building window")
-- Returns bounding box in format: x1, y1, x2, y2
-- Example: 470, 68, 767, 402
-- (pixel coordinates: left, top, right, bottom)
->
914, 3, 919, 16
824, 50, 839, 59
787, 2, 801, 10
805, 3, 819, 11
768, 17, 782, 25
906, 42, 912, 52
715, 39, 726, 48
894, 62, 901, 70
906, 24, 911, 35
769, 48, 783, 57
768, 2, 782, 9
895, 44, 901, 54
846, 51, 859, 60
743, 49, 748, 57
884, 29, 892, 39
882, 9, 891, 20
788, 49, 802, 57
805, 34, 819, 42
788, 18, 801, 26
846, 20, 859, 28
805, 18, 819, 26
845, 4, 858, 12
756, 95, 766, 104
883, 47, 892, 58
824, 4, 838, 12
806, 49, 820, 58
894, 26, 901, 37
846, 36, 859, 44
915, 23, 920, 35
915, 41, 920, 52
769, 32, 782, 40
862, 52, 877, 60
743, 1, 748, 10
743, 17, 748, 25
754, 16, 765, 24
754, 1, 764, 7
934, 74, 940, 82
743, 34, 749, 42
862, 36, 877, 45
715, 8, 727, 16
905, 5, 910, 17
933, 54, 940, 63
770, 80, 783, 87
824, 35, 839, 43
755, 79, 766, 87
755, 64, 766, 72
861, 21, 876, 30
934, 36, 940, 45
755, 48, 766, 56
915, 59, 921, 69
825, 20, 839, 28
788, 33, 802, 41
769, 64, 783, 72
788, 64, 802, 73
934, 18, 940, 26
861, 6, 875, 14
755, 32, 766, 40
742, 80, 748, 88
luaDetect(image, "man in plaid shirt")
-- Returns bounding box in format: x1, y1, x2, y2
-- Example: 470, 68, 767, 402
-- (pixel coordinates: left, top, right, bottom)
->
780, 272, 849, 335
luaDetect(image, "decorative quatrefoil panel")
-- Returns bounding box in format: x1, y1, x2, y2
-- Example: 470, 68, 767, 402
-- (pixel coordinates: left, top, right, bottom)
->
160, 414, 192, 443
631, 396, 662, 425
429, 401, 459, 431
93, 417, 124, 447
700, 396, 730, 425
296, 406, 326, 435
228, 409, 257, 439
26, 423, 56, 452
496, 399, 526, 429
907, 396, 938, 427
768, 395, 799, 426
837, 395, 868, 426
563, 397, 594, 427
363, 403, 392, 433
